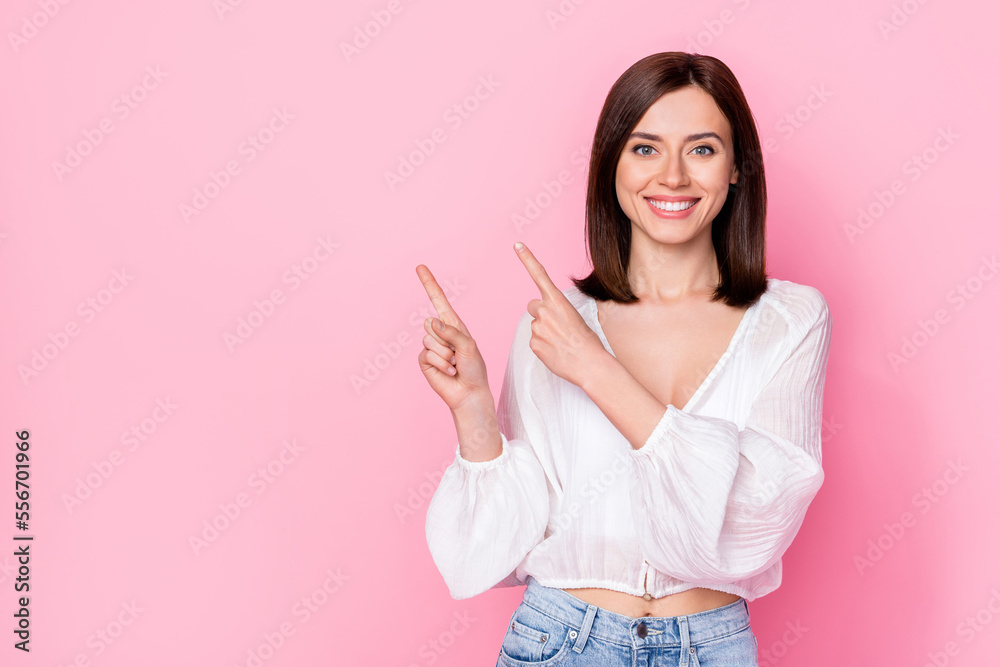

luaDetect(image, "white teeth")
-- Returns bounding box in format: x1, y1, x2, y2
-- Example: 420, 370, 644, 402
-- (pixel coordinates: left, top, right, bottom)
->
646, 198, 697, 212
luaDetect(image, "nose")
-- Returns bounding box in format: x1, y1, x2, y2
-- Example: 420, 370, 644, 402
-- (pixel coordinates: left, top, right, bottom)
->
657, 154, 689, 190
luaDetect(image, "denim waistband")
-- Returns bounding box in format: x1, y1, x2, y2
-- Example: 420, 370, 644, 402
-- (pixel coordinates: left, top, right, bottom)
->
520, 576, 750, 650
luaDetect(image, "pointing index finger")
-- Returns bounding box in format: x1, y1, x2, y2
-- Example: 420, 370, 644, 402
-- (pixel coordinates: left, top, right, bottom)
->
415, 264, 462, 328
514, 242, 559, 300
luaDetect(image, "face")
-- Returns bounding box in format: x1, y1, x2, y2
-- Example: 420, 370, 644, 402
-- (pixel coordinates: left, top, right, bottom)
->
615, 85, 739, 248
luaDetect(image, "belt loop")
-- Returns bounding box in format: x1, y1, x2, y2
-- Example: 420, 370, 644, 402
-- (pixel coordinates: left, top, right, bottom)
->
678, 616, 691, 667
572, 604, 598, 654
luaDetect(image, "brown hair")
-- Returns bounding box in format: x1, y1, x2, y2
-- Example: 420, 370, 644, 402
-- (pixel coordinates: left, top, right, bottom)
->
570, 52, 768, 307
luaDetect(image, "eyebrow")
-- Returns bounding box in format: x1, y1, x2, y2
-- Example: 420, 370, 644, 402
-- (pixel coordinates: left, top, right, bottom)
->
628, 131, 724, 143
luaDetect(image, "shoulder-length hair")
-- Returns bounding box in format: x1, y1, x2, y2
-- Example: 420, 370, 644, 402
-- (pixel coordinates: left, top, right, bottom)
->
570, 52, 768, 307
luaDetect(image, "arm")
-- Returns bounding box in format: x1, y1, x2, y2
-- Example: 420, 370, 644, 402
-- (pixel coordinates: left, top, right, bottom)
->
580, 351, 667, 450
425, 311, 551, 599
582, 289, 832, 583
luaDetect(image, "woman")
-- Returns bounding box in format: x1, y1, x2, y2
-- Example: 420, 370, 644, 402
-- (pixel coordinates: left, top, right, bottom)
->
416, 52, 832, 666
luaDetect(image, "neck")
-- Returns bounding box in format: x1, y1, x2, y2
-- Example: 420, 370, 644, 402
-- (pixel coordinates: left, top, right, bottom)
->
626, 231, 719, 304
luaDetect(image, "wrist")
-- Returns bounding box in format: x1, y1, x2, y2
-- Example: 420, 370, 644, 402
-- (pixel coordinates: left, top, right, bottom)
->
450, 389, 496, 420
450, 392, 502, 462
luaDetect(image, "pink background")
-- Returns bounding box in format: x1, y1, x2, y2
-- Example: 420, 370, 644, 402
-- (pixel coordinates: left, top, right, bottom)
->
3, 0, 999, 664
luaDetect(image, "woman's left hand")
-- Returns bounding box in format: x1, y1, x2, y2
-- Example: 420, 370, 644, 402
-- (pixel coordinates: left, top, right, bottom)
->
514, 242, 609, 388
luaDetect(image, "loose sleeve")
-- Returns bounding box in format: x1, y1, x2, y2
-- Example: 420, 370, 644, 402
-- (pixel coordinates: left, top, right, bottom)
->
424, 312, 551, 599
628, 288, 832, 584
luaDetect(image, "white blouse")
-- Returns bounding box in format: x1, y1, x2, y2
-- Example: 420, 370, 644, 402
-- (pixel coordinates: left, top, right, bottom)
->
425, 277, 832, 602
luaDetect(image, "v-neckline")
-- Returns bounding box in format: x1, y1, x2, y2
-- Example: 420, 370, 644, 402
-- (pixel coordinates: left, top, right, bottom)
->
585, 285, 765, 414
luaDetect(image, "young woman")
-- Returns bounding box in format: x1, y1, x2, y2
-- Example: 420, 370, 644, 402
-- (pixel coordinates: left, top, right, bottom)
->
416, 52, 832, 666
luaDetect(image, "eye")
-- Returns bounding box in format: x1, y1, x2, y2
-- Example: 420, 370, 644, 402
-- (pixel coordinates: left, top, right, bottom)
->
632, 144, 656, 157
691, 145, 715, 156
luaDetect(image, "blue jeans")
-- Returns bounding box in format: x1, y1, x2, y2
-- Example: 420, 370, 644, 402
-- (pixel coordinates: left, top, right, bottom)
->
496, 577, 758, 666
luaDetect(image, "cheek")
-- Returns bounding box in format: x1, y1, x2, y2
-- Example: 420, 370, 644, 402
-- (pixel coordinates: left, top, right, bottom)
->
614, 183, 631, 215
615, 162, 647, 198
614, 167, 634, 208
693, 163, 734, 193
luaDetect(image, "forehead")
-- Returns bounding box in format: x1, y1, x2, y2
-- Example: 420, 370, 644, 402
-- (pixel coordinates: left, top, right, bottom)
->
632, 86, 732, 140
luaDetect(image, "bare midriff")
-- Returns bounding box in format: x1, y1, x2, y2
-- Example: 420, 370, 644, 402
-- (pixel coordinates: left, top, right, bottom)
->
561, 586, 741, 618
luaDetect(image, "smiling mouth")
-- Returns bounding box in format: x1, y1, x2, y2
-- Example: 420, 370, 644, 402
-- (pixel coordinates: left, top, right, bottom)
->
645, 198, 698, 212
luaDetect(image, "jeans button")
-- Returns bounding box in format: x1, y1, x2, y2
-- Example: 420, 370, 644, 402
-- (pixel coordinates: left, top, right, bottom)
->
636, 622, 648, 638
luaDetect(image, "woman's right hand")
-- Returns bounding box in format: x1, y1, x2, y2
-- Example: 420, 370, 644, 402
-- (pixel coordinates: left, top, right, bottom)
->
415, 264, 494, 413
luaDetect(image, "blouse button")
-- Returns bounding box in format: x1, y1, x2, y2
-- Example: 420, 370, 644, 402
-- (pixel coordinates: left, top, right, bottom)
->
642, 593, 652, 601
636, 623, 648, 638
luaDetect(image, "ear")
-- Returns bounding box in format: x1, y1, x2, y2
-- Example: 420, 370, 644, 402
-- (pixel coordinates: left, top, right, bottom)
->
730, 163, 739, 186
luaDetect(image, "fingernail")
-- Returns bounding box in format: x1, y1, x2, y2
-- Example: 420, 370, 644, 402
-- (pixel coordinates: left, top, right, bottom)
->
514, 241, 524, 250
435, 319, 444, 330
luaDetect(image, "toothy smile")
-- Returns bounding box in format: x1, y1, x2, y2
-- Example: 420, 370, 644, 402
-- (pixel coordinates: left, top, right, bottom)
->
645, 198, 698, 212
